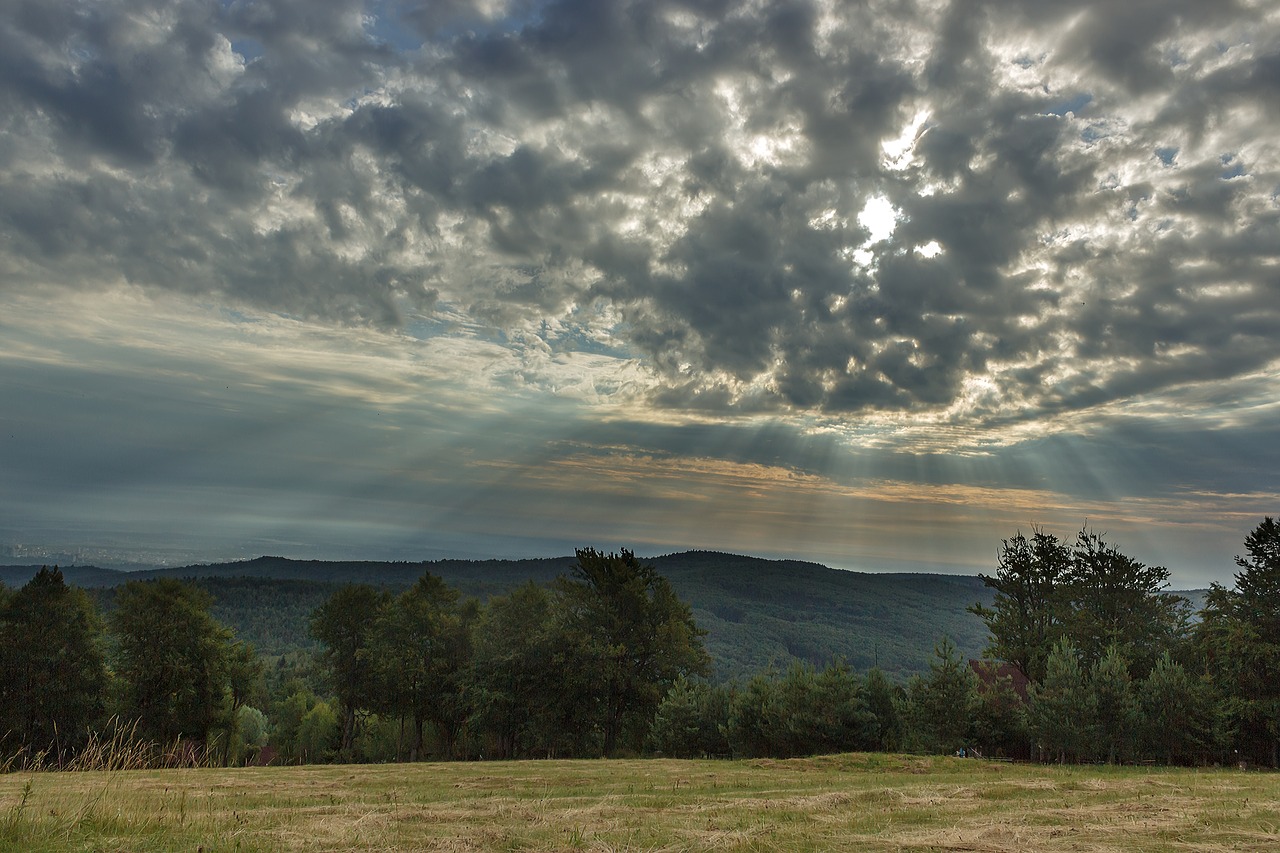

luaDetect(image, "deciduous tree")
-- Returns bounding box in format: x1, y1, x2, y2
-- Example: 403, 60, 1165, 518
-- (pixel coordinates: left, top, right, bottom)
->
975, 528, 1188, 684
556, 549, 710, 756
1063, 530, 1187, 677
374, 573, 475, 760
112, 578, 233, 746
971, 530, 1071, 683
469, 582, 572, 759
310, 584, 390, 756
0, 567, 107, 760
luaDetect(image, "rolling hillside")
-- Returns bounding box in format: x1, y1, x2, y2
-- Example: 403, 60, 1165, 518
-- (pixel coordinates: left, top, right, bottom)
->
2, 552, 995, 680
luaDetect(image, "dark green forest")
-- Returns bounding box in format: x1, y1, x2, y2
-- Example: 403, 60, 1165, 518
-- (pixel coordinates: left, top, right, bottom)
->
1, 520, 1277, 770
1, 551, 997, 681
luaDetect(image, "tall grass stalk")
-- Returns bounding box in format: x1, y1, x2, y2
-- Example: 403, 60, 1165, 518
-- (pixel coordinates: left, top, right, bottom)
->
0, 720, 220, 850
2, 718, 217, 774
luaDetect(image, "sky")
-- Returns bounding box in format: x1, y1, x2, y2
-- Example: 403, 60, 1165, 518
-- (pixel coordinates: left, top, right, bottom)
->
1, 0, 1277, 586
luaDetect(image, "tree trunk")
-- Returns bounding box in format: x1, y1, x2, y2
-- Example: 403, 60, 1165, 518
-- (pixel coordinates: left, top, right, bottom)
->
341, 704, 356, 756
411, 716, 425, 762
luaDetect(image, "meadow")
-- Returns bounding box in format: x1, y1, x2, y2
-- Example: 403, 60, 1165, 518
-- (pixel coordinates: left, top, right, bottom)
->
1, 754, 1277, 852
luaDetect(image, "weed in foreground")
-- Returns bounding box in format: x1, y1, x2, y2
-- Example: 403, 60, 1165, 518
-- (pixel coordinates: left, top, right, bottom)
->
2, 718, 220, 775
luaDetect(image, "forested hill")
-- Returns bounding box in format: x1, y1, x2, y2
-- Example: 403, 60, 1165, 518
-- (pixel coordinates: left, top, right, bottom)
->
1, 552, 995, 680
0, 555, 580, 594
648, 552, 993, 679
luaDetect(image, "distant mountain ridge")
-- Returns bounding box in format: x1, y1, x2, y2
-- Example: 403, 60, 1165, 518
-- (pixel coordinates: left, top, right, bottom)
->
2, 552, 999, 679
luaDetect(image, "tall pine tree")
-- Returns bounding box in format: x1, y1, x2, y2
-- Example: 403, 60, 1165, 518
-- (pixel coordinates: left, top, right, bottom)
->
1196, 517, 1280, 766
1027, 637, 1093, 762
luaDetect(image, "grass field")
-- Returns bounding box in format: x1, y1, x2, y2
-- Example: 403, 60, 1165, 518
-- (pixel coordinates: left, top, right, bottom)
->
1, 753, 1277, 852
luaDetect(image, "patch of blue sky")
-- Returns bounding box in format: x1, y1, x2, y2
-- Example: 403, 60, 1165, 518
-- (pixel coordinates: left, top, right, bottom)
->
539, 321, 633, 359
1156, 146, 1179, 166
342, 89, 381, 111
219, 307, 261, 325
364, 3, 425, 52
367, 0, 548, 47
1080, 122, 1111, 145
1044, 92, 1092, 117
404, 316, 457, 340
229, 38, 263, 63
1162, 45, 1189, 68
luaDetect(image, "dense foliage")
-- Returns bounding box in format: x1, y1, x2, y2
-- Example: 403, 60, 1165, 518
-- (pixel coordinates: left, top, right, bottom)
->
969, 528, 1188, 682
650, 521, 1276, 766
557, 549, 711, 755
10, 551, 996, 682
0, 572, 255, 768
1, 520, 1278, 769
112, 579, 239, 746
1195, 517, 1280, 767
0, 568, 106, 761
298, 549, 710, 760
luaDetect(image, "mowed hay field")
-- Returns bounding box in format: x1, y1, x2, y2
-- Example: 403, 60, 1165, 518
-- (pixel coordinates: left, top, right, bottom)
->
1, 754, 1278, 852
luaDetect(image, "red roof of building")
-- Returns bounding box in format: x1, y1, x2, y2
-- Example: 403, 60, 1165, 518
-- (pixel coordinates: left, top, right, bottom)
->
969, 659, 1031, 702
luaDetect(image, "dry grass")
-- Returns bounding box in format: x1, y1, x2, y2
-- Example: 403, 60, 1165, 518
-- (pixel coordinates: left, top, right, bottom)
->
1, 755, 1277, 852
0, 718, 216, 774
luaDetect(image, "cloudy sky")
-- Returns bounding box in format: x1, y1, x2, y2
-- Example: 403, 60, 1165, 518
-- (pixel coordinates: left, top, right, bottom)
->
2, 0, 1277, 584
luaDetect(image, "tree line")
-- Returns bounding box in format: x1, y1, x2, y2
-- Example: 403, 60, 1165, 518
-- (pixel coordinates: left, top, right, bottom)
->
304, 548, 709, 761
644, 518, 1278, 766
0, 548, 709, 766
0, 575, 260, 766
967, 518, 1280, 766
1, 521, 1278, 768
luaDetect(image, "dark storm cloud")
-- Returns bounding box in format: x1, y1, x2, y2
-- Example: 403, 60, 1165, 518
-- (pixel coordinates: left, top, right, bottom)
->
1, 0, 1277, 425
